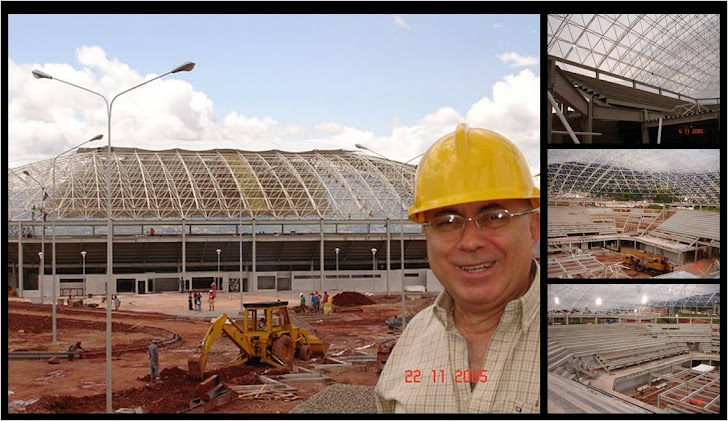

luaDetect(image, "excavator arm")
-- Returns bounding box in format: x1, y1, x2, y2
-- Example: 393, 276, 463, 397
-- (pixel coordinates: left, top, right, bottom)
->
188, 313, 252, 379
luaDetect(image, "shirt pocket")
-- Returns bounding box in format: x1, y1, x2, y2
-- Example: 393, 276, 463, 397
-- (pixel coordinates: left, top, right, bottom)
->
513, 398, 539, 414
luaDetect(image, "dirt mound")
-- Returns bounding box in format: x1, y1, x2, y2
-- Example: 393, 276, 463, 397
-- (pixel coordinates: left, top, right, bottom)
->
332, 292, 375, 307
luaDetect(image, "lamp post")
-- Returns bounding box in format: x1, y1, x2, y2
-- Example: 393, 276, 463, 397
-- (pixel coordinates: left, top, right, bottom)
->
32, 61, 195, 413
216, 248, 222, 290
355, 144, 422, 330
23, 171, 47, 305
50, 134, 104, 344
334, 247, 340, 273
81, 251, 87, 295
38, 251, 44, 300
371, 247, 377, 270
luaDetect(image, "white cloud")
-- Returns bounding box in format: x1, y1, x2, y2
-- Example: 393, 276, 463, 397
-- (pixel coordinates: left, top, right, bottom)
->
492, 23, 504, 29
497, 52, 539, 68
465, 69, 540, 172
393, 15, 410, 30
8, 47, 539, 176
313, 122, 344, 134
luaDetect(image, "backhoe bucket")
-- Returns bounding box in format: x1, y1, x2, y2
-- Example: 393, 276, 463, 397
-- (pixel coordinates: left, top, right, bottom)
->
308, 337, 330, 357
188, 353, 204, 379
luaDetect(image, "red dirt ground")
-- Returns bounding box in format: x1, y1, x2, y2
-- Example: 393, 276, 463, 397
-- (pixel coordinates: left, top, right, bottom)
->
7, 292, 434, 414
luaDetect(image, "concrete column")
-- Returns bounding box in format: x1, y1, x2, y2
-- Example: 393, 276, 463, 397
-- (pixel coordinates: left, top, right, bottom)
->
18, 221, 23, 297
319, 219, 324, 292
585, 94, 594, 144
641, 124, 650, 144
252, 219, 257, 293
385, 219, 391, 296
243, 220, 249, 306
182, 219, 187, 290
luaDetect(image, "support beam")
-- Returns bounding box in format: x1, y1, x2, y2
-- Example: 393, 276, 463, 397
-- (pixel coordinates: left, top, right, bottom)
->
553, 65, 589, 115
643, 111, 720, 128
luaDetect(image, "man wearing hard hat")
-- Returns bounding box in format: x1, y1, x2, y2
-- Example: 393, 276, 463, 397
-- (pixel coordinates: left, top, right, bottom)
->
375, 124, 540, 413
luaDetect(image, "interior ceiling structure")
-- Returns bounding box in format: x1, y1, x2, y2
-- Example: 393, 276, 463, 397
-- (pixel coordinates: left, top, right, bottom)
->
8, 148, 415, 221
548, 284, 720, 312
548, 14, 720, 99
547, 149, 720, 203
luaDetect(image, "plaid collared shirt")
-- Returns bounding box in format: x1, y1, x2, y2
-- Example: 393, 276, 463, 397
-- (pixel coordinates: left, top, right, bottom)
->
375, 262, 540, 413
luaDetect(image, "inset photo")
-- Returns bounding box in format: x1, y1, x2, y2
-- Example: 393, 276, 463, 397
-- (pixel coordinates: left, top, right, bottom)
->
547, 14, 720, 145
546, 149, 720, 279
547, 283, 720, 414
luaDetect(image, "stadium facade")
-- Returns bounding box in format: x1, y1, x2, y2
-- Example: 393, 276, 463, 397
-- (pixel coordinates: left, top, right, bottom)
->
7, 147, 438, 299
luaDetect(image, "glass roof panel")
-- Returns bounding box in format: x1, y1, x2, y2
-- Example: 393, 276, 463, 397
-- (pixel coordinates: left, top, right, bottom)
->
548, 14, 720, 99
548, 283, 720, 313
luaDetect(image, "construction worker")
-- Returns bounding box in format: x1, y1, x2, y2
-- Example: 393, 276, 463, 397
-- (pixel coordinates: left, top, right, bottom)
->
112, 294, 121, 311
375, 124, 540, 413
208, 289, 216, 311
148, 338, 160, 382
67, 340, 85, 360
299, 293, 306, 312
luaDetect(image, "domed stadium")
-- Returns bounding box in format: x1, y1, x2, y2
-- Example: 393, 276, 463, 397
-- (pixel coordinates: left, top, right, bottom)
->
7, 147, 432, 298
546, 149, 720, 279
547, 283, 720, 414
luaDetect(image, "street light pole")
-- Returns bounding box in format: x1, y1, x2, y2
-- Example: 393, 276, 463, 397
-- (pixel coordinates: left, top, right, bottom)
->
216, 248, 222, 290
32, 61, 195, 413
50, 134, 104, 344
38, 251, 44, 301
371, 248, 377, 293
23, 171, 47, 305
81, 251, 87, 295
335, 247, 340, 273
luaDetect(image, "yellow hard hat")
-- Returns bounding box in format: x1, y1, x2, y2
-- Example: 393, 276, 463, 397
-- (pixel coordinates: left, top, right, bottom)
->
408, 123, 540, 223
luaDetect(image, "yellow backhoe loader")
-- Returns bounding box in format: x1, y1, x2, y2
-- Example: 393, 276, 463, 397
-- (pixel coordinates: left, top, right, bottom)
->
621, 247, 673, 276
188, 301, 329, 379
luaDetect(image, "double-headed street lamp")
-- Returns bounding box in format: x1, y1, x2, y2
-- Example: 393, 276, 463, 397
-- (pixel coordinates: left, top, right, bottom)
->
32, 61, 195, 413
50, 134, 104, 344
23, 171, 47, 304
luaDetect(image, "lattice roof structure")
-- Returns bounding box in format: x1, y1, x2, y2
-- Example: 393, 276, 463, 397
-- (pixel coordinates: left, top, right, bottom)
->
548, 284, 720, 313
547, 149, 720, 203
8, 148, 416, 221
547, 14, 720, 99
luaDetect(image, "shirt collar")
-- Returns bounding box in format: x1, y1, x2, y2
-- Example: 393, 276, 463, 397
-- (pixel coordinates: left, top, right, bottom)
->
432, 259, 540, 332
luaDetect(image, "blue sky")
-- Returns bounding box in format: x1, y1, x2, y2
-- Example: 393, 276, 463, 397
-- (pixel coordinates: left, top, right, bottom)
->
8, 14, 540, 173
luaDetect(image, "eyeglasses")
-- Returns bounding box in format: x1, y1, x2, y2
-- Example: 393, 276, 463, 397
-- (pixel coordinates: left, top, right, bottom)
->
423, 207, 539, 235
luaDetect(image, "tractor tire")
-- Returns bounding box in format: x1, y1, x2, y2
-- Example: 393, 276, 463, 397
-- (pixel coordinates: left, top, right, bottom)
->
272, 335, 294, 366
297, 345, 312, 361
649, 269, 657, 277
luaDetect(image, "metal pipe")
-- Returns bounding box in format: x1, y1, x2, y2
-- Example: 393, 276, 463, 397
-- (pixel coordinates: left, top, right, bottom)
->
657, 117, 663, 145
547, 91, 581, 144
551, 131, 602, 136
